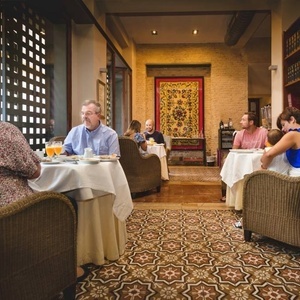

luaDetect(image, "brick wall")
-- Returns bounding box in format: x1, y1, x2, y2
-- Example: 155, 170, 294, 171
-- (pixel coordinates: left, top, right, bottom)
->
133, 42, 267, 157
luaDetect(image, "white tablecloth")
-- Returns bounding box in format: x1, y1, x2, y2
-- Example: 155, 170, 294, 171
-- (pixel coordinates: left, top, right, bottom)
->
28, 160, 133, 265
220, 151, 263, 210
147, 144, 169, 180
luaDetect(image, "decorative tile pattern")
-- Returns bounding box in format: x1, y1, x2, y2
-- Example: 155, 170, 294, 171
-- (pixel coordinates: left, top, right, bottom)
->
76, 209, 300, 299
169, 166, 221, 182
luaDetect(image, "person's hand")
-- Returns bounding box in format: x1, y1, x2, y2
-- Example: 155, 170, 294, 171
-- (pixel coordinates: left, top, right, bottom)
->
28, 163, 41, 179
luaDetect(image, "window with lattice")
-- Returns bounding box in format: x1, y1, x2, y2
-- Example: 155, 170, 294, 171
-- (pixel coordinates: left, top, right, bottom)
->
0, 3, 67, 150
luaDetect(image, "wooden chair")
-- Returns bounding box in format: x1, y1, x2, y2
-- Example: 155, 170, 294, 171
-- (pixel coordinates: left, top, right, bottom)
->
243, 170, 300, 247
0, 192, 77, 300
118, 136, 161, 196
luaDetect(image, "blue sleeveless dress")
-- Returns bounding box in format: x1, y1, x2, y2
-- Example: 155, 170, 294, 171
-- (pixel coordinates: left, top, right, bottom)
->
286, 128, 300, 175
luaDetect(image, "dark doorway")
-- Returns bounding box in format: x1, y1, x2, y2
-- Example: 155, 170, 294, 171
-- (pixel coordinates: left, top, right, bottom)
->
248, 98, 260, 126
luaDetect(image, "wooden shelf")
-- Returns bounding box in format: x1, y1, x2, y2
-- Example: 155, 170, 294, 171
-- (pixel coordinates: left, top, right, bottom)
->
283, 17, 300, 108
284, 47, 300, 61
285, 78, 300, 88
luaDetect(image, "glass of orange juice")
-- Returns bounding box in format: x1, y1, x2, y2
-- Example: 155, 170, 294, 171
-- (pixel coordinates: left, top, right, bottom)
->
53, 141, 63, 157
45, 142, 55, 159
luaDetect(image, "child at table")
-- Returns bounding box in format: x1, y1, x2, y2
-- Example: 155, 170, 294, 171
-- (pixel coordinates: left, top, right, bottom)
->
262, 129, 290, 175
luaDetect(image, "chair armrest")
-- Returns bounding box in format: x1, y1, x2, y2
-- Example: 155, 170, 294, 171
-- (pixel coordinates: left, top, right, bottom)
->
0, 191, 77, 299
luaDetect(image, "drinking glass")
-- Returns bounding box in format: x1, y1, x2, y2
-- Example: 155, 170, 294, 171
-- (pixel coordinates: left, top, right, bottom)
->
45, 142, 55, 159
53, 141, 63, 157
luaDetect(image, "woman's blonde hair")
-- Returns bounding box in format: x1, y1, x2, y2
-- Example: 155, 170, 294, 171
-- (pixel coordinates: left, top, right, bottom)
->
124, 120, 141, 136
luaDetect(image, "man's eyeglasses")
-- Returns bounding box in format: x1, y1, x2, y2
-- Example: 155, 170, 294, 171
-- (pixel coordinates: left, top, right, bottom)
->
81, 111, 98, 117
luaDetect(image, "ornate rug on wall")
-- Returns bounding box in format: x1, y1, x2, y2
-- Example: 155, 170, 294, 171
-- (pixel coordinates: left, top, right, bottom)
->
155, 77, 204, 150
76, 209, 300, 299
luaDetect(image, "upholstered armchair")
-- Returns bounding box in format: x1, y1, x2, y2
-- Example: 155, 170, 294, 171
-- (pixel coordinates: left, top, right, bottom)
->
243, 170, 300, 247
0, 191, 77, 300
119, 136, 161, 196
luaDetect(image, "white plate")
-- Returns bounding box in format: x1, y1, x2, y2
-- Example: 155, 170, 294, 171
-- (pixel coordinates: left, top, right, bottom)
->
100, 157, 119, 162
53, 156, 67, 162
229, 149, 254, 153
78, 159, 100, 164
154, 143, 165, 146
41, 161, 62, 165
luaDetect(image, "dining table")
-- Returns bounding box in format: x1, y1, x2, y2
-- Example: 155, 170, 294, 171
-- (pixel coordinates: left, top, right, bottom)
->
28, 158, 133, 266
220, 149, 263, 210
147, 144, 169, 180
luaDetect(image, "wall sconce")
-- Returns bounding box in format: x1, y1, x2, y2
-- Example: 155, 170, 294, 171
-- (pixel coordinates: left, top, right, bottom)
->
99, 68, 108, 74
268, 65, 278, 71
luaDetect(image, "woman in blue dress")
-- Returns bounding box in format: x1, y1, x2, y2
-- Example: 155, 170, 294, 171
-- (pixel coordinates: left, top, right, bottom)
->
261, 106, 300, 176
124, 120, 148, 153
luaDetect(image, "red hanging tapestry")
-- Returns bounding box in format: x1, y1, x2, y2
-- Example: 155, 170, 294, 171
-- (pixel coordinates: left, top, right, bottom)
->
155, 77, 204, 150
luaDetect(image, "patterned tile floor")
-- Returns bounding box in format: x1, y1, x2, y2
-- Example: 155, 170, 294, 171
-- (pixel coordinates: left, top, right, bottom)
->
76, 209, 300, 299
75, 167, 300, 299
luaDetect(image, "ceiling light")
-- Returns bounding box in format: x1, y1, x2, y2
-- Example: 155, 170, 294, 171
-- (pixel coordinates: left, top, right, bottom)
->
192, 29, 199, 35
151, 30, 158, 35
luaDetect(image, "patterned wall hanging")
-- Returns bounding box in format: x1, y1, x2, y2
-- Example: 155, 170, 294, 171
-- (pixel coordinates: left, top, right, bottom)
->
155, 77, 204, 150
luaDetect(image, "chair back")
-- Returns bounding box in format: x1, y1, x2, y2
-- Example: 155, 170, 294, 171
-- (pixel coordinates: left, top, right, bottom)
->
0, 192, 77, 299
118, 136, 161, 194
163, 135, 172, 150
163, 134, 172, 162
49, 136, 66, 143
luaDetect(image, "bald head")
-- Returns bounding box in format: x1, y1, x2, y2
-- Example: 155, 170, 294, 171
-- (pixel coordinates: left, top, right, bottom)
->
145, 119, 155, 134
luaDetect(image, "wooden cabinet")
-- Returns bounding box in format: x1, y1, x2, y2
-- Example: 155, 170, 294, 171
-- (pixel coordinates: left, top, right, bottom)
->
283, 17, 300, 108
217, 129, 235, 167
218, 129, 235, 149
171, 137, 206, 165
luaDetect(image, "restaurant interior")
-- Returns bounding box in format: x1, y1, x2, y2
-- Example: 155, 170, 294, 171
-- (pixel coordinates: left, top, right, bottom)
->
1, 1, 299, 155
2, 0, 300, 161
1, 0, 300, 299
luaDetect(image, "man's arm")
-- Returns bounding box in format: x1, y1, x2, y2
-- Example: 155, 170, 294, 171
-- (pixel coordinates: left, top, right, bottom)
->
232, 131, 241, 149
